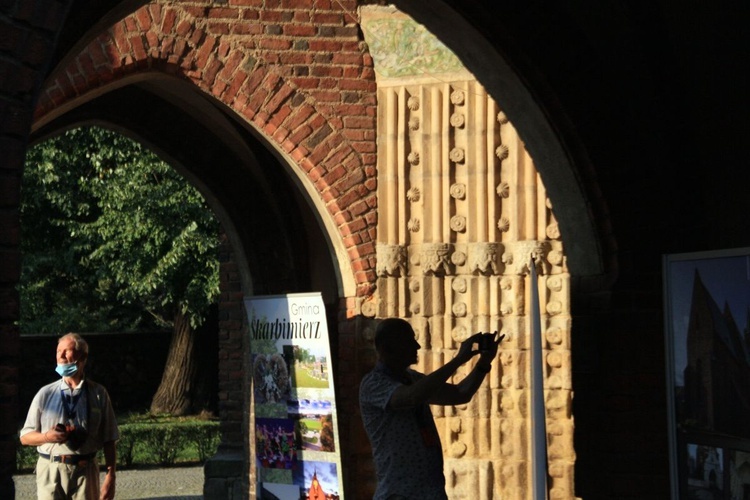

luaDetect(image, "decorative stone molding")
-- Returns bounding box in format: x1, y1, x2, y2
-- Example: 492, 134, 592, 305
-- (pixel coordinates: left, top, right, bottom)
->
420, 243, 453, 275
468, 242, 500, 275
450, 183, 466, 199
375, 243, 407, 277
449, 147, 465, 163
407, 151, 420, 166
546, 222, 561, 240
450, 215, 467, 233
451, 302, 467, 317
496, 181, 510, 198
502, 240, 549, 275
450, 89, 465, 105
451, 251, 467, 266
361, 300, 377, 318
365, 11, 574, 492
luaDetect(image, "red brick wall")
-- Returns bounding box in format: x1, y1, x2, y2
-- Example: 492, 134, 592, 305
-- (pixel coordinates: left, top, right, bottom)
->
0, 0, 73, 494
35, 2, 379, 300
5, 0, 381, 489
216, 232, 246, 449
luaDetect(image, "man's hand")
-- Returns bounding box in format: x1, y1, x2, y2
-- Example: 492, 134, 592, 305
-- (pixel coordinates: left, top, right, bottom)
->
46, 425, 68, 444
455, 333, 483, 364
100, 468, 116, 500
477, 331, 505, 363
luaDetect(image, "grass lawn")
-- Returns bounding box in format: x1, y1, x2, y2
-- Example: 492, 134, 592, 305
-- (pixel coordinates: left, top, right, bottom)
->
292, 364, 329, 389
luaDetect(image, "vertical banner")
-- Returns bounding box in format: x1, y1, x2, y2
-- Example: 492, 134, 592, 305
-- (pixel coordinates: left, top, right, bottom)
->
245, 292, 344, 500
530, 261, 549, 499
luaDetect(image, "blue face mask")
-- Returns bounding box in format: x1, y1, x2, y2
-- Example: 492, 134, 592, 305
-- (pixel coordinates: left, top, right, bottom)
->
55, 362, 78, 378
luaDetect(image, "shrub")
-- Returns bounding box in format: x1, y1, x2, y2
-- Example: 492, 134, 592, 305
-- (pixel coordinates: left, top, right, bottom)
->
17, 444, 37, 472
117, 418, 220, 466
17, 416, 220, 471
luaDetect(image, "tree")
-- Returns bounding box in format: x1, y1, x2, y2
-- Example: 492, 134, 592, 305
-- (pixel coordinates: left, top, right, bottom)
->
21, 126, 220, 415
319, 414, 335, 452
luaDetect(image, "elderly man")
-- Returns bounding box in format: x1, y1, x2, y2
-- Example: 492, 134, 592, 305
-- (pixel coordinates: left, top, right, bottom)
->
359, 318, 503, 499
20, 333, 119, 500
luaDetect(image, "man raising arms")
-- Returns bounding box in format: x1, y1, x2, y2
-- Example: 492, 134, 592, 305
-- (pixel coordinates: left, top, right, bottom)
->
359, 318, 503, 499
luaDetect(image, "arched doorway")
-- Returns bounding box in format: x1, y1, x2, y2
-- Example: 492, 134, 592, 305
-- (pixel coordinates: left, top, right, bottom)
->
23, 1, 608, 497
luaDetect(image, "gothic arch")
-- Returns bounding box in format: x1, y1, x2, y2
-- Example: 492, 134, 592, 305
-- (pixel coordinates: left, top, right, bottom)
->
32, 1, 379, 298
390, 0, 612, 283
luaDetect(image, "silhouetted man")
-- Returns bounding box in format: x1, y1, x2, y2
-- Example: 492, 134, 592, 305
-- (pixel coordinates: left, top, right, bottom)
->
359, 318, 502, 499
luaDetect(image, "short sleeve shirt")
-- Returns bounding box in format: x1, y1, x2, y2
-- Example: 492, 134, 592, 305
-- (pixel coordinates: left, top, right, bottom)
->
20, 379, 119, 456
359, 363, 446, 500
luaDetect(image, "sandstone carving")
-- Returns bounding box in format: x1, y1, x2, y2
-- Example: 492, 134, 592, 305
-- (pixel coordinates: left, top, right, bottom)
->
367, 24, 573, 493
420, 243, 453, 275
375, 243, 407, 277
469, 242, 500, 275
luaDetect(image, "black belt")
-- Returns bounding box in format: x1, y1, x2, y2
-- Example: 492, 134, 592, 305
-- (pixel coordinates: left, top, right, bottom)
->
39, 453, 95, 465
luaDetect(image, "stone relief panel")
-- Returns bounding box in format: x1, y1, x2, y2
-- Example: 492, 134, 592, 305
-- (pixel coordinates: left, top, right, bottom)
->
362, 5, 573, 499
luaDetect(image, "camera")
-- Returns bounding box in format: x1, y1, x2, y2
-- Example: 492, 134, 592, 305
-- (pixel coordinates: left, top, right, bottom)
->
55, 422, 87, 450
66, 425, 87, 450
478, 332, 497, 351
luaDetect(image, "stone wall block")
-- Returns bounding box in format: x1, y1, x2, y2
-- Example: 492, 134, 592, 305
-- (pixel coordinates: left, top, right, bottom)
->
500, 275, 523, 319
494, 458, 527, 498
546, 349, 572, 390
445, 457, 492, 499
545, 273, 570, 318
546, 416, 575, 462
499, 315, 523, 351
545, 315, 571, 350
548, 460, 575, 499
545, 388, 573, 420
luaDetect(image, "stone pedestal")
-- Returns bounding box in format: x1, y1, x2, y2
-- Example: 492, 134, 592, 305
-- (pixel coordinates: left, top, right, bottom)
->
203, 448, 246, 500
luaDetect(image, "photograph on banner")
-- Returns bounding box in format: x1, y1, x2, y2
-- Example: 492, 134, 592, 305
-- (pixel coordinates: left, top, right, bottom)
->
292, 460, 340, 499
256, 417, 299, 470
289, 399, 335, 453
287, 344, 330, 389
246, 293, 344, 499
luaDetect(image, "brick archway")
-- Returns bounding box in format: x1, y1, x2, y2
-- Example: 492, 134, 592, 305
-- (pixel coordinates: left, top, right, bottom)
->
6, 1, 611, 498
34, 1, 379, 298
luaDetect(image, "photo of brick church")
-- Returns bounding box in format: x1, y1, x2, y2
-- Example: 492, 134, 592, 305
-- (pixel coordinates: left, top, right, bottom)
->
681, 269, 750, 439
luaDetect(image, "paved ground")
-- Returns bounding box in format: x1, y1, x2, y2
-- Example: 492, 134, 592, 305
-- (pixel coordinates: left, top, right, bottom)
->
13, 466, 204, 499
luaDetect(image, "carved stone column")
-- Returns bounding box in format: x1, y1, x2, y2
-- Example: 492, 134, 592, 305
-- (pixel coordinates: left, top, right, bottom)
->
362, 6, 574, 499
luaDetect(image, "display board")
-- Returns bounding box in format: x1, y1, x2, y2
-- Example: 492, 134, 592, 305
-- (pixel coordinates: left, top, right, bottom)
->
245, 292, 343, 500
663, 249, 750, 499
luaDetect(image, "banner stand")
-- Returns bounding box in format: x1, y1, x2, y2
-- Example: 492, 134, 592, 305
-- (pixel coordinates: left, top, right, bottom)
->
245, 292, 344, 500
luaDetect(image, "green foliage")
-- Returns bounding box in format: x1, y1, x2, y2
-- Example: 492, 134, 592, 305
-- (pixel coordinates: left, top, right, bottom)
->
17, 416, 221, 471
116, 418, 220, 466
16, 444, 37, 472
19, 126, 220, 333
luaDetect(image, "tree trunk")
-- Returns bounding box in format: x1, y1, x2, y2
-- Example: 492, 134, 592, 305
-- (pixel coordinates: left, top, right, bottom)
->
150, 310, 197, 415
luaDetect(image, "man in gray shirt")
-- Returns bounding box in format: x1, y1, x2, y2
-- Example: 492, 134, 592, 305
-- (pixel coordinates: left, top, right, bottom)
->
359, 318, 502, 499
20, 333, 119, 500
